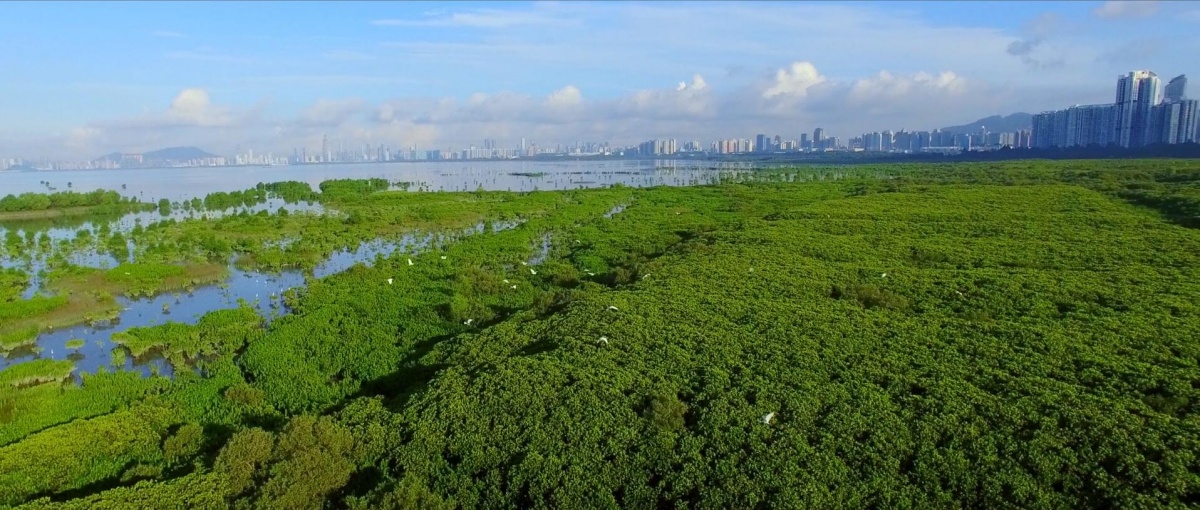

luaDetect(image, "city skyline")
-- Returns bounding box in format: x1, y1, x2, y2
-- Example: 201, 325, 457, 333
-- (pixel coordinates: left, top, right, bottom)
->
1, 1, 1196, 160
1033, 69, 1198, 148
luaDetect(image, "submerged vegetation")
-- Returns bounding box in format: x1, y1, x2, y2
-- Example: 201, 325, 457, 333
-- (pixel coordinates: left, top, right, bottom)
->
0, 159, 1199, 508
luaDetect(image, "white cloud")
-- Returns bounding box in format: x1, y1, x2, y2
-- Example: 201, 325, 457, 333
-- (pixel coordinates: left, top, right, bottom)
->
848, 70, 967, 103
1093, 1, 1158, 19
762, 62, 826, 99
30, 59, 1022, 160
615, 75, 716, 122
546, 86, 583, 108
166, 88, 232, 127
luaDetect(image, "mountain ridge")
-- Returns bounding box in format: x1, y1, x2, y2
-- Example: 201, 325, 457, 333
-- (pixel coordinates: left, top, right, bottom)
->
94, 146, 218, 162
939, 113, 1033, 134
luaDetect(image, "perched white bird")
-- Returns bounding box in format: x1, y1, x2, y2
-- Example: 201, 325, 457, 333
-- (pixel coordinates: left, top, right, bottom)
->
464, 318, 473, 326
521, 261, 528, 266
387, 278, 393, 285
763, 412, 776, 424
881, 273, 887, 278
585, 270, 595, 276
441, 255, 447, 260
408, 258, 414, 266
607, 306, 618, 311
503, 279, 510, 283
530, 268, 537, 275
510, 285, 518, 289
642, 274, 650, 279
955, 290, 964, 297
597, 336, 609, 345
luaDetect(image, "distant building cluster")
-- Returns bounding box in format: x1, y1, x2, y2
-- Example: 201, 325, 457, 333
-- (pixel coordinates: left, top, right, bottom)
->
851, 128, 1032, 153
635, 128, 842, 156
1033, 71, 1198, 148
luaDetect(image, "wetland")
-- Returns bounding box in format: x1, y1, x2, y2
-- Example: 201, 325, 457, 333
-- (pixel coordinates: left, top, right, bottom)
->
0, 159, 1199, 509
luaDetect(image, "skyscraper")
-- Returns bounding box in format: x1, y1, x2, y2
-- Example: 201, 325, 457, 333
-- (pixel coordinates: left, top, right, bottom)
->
1064, 104, 1117, 147
1115, 70, 1162, 148
813, 128, 825, 149
1166, 75, 1187, 102
1151, 98, 1199, 144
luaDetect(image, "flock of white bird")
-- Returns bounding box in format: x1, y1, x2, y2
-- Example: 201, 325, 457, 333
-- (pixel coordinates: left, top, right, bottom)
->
384, 254, 782, 425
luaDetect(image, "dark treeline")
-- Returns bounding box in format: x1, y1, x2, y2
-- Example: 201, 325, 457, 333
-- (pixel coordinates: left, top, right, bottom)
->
0, 190, 136, 213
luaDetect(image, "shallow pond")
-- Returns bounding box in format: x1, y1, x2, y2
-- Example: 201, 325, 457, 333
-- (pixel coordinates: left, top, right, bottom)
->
0, 220, 522, 380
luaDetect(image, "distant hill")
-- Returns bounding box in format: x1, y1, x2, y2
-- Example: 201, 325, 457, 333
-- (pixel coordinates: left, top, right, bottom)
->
143, 146, 217, 161
94, 146, 218, 163
940, 113, 1033, 134
93, 152, 123, 164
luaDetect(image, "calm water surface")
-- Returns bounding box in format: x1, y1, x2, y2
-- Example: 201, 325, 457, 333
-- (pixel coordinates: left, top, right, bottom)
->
0, 159, 753, 381
1, 159, 761, 202
0, 220, 529, 379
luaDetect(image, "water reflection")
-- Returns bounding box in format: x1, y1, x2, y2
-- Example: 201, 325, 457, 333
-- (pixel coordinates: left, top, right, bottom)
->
0, 198, 324, 243
0, 160, 763, 201
528, 234, 552, 266
603, 204, 628, 219
0, 220, 524, 380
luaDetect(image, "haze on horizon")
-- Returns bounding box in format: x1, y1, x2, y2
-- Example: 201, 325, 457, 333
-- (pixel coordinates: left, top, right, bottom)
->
0, 0, 1195, 160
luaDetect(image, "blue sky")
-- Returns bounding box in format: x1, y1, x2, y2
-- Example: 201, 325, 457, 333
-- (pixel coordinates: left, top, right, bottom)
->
0, 1, 1195, 158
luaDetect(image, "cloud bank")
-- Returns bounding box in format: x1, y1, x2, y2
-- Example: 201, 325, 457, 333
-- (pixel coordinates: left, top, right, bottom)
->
35, 60, 1017, 159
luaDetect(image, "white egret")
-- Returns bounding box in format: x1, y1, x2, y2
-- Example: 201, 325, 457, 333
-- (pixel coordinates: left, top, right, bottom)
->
955, 290, 964, 297
503, 279, 510, 283
597, 336, 609, 345
763, 412, 776, 424
530, 268, 537, 275
521, 261, 528, 266
642, 274, 650, 279
607, 306, 618, 311
408, 258, 414, 266
511, 285, 518, 289
881, 273, 887, 278
387, 278, 393, 285
464, 318, 474, 326
441, 256, 447, 260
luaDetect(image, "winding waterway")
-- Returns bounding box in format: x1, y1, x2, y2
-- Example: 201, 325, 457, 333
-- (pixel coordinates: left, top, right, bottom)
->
0, 159, 765, 380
